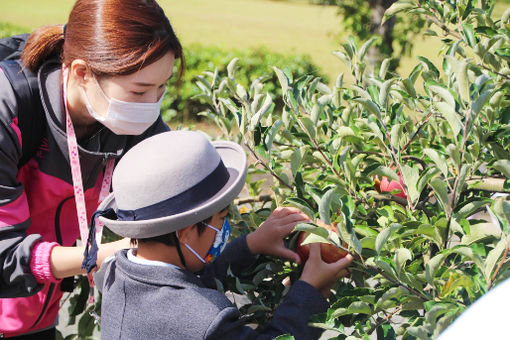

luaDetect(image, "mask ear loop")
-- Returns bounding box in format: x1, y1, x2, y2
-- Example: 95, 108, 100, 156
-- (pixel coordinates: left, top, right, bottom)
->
173, 232, 187, 268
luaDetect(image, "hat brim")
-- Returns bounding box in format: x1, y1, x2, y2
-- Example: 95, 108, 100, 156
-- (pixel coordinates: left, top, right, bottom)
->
98, 140, 247, 238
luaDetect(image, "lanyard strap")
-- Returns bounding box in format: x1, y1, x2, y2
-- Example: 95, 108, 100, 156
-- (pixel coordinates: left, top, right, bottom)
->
62, 67, 114, 254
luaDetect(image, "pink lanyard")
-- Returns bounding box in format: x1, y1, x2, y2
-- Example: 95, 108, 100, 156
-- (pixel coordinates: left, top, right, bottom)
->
62, 67, 114, 260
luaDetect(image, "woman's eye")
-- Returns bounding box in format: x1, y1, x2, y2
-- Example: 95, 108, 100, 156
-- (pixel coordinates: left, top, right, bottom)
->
132, 91, 145, 96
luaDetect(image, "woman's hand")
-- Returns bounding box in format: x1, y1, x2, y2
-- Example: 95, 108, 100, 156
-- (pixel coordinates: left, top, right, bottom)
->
246, 206, 310, 264
299, 243, 353, 298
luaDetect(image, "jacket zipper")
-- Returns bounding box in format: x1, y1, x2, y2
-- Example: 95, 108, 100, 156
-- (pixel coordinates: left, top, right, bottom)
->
29, 196, 73, 330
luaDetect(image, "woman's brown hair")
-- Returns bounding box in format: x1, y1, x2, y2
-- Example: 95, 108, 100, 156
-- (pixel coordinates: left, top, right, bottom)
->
21, 0, 184, 79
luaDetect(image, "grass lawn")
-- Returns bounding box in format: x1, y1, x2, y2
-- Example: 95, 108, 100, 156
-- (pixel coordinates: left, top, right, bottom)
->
0, 0, 508, 83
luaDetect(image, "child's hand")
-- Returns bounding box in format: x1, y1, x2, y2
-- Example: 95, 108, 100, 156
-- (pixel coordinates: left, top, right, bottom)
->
299, 243, 353, 298
246, 207, 310, 264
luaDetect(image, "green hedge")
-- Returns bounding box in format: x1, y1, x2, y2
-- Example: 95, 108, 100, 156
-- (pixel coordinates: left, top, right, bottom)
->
1, 22, 326, 123
0, 22, 26, 37
164, 44, 327, 123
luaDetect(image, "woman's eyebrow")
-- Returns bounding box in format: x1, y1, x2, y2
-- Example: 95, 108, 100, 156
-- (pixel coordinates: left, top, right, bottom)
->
133, 75, 173, 87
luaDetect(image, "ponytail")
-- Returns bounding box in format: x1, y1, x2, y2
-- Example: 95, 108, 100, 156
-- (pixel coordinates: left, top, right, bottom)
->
21, 25, 64, 72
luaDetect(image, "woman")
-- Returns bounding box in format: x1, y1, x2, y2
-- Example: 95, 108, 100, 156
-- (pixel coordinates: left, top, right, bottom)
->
0, 0, 183, 338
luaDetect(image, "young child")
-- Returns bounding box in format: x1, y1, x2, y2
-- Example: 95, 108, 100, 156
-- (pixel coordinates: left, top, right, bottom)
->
94, 130, 353, 339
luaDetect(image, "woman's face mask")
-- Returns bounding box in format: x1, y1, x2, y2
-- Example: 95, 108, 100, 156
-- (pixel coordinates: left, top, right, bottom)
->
82, 76, 165, 136
184, 218, 231, 264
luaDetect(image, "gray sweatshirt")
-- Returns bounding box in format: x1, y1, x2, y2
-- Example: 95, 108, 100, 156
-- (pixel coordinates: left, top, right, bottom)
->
100, 235, 329, 339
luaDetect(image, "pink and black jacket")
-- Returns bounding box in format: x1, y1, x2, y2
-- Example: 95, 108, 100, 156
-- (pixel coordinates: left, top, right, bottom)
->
0, 59, 168, 337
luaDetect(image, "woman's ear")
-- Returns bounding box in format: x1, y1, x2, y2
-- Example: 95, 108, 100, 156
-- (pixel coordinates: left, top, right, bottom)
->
69, 59, 92, 86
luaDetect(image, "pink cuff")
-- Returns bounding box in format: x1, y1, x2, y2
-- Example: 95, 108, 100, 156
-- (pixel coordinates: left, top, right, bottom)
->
30, 241, 62, 284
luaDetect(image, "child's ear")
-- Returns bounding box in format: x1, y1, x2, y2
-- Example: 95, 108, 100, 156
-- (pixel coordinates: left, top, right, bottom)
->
177, 225, 196, 243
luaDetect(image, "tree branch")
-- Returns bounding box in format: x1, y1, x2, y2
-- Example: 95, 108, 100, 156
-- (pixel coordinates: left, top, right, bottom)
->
489, 242, 510, 289
245, 144, 294, 190
368, 305, 403, 335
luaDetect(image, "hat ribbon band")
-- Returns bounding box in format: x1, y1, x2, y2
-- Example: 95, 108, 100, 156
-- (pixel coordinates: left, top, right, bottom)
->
116, 160, 230, 221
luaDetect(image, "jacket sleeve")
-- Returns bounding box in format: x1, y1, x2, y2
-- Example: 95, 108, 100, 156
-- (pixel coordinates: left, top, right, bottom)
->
205, 280, 329, 340
198, 235, 258, 289
0, 69, 47, 297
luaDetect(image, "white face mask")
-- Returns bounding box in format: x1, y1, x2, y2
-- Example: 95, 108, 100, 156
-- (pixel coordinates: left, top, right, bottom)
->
82, 76, 165, 135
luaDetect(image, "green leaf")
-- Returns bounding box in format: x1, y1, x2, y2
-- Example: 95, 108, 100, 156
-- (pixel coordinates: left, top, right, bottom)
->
227, 57, 239, 78
265, 120, 284, 152
377, 287, 404, 308
250, 93, 273, 129
401, 164, 420, 203
390, 123, 403, 149
454, 198, 492, 220
294, 223, 329, 239
375, 224, 400, 255
347, 301, 372, 315
394, 248, 412, 274
458, 60, 470, 104
383, 1, 415, 24
369, 166, 399, 182
446, 144, 461, 169
300, 117, 316, 139
455, 164, 471, 203
472, 90, 492, 115
332, 50, 351, 67
407, 326, 429, 339
300, 232, 331, 246
417, 167, 440, 197
375, 259, 399, 282
493, 197, 510, 230
379, 58, 392, 79
418, 56, 440, 78
367, 121, 384, 142
284, 197, 315, 219
429, 85, 456, 108
275, 335, 295, 340
484, 236, 509, 281
359, 37, 378, 62
493, 160, 510, 179
310, 103, 322, 126
337, 126, 356, 138
354, 98, 381, 117
430, 178, 450, 213
436, 102, 462, 136
272, 66, 289, 94
462, 23, 477, 48
426, 253, 447, 284
290, 148, 305, 178
423, 148, 449, 179
318, 188, 338, 225
402, 78, 417, 97
379, 79, 394, 108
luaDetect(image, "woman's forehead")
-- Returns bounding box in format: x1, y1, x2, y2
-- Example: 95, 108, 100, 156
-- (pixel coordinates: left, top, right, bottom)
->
106, 52, 175, 86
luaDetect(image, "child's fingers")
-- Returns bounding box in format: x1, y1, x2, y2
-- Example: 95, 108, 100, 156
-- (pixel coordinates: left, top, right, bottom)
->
276, 214, 311, 230
271, 206, 306, 218
308, 243, 322, 262
335, 269, 350, 279
329, 254, 354, 271
277, 248, 301, 265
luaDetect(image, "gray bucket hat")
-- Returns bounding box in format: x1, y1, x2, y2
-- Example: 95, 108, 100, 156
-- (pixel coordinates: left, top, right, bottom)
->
97, 130, 247, 238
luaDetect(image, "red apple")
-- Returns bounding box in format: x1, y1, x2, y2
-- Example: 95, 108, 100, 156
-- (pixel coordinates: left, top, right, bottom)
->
376, 173, 407, 199
296, 222, 348, 264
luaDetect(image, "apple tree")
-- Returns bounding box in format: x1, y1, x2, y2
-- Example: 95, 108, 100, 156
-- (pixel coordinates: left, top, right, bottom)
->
196, 0, 510, 338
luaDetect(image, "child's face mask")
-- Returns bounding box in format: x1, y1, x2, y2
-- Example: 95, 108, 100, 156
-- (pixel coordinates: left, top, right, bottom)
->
82, 76, 165, 135
184, 218, 231, 264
